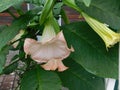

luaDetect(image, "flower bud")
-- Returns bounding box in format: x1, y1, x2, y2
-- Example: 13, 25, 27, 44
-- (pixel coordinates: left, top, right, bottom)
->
11, 30, 25, 48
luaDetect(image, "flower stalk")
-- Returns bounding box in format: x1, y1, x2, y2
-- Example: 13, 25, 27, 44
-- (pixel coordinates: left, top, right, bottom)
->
63, 0, 82, 12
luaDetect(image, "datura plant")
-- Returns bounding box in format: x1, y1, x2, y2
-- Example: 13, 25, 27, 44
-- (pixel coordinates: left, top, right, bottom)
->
0, 0, 119, 90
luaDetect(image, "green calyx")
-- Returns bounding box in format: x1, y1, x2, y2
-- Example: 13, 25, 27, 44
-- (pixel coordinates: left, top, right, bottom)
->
41, 11, 60, 42
39, 0, 56, 25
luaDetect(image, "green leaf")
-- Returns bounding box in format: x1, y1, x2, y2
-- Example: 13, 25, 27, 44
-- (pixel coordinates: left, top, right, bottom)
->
2, 61, 18, 74
13, 0, 24, 15
62, 22, 118, 78
82, 0, 91, 7
53, 2, 63, 16
25, 0, 46, 5
0, 25, 7, 32
0, 0, 24, 12
58, 58, 105, 90
20, 66, 62, 90
0, 9, 40, 51
2, 55, 19, 74
75, 0, 120, 30
0, 46, 9, 73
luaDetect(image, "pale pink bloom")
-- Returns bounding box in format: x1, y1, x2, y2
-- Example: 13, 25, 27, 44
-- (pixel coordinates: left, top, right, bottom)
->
24, 31, 74, 72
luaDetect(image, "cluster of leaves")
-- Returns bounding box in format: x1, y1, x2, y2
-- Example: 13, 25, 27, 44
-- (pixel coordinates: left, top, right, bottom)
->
0, 0, 119, 90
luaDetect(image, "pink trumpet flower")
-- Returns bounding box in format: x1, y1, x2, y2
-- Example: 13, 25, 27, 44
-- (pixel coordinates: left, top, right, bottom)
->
24, 31, 74, 72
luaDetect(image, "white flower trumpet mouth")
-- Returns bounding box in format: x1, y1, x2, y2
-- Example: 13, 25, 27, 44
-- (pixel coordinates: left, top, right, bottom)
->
24, 31, 74, 72
82, 12, 120, 49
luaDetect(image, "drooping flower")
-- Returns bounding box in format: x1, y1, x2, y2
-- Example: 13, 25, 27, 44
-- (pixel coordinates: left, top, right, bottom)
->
82, 12, 120, 49
24, 21, 74, 72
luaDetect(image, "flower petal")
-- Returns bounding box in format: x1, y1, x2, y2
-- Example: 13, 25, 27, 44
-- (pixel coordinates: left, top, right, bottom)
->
24, 31, 74, 63
24, 31, 74, 71
57, 60, 68, 72
24, 38, 37, 55
41, 59, 58, 71
41, 59, 68, 71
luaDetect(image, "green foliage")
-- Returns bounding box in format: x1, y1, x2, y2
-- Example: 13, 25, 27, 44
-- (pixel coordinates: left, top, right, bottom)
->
77, 0, 92, 7
58, 58, 105, 90
82, 0, 91, 7
0, 0, 119, 90
0, 9, 41, 51
53, 2, 63, 17
25, 0, 46, 6
20, 66, 62, 90
2, 61, 18, 74
0, 46, 9, 73
2, 55, 19, 74
0, 25, 7, 32
0, 0, 24, 12
75, 0, 120, 30
0, 7, 42, 74
62, 22, 118, 79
